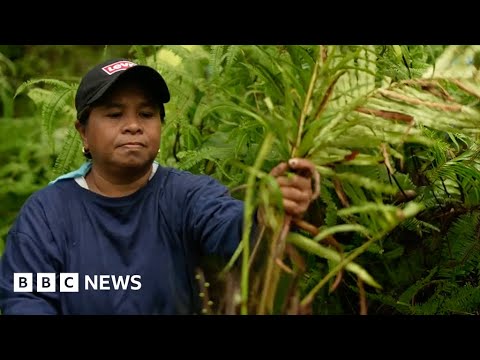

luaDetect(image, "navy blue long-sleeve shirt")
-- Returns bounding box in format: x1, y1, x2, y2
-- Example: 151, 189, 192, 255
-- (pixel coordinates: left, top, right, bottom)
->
0, 165, 250, 315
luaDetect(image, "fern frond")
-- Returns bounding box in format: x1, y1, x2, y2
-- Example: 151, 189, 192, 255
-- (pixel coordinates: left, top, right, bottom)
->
437, 212, 480, 279
422, 45, 480, 78
412, 281, 480, 315
51, 127, 83, 180
177, 146, 233, 172
15, 78, 74, 98
396, 266, 438, 307
41, 87, 75, 151
224, 46, 240, 71
208, 45, 226, 79
0, 52, 16, 75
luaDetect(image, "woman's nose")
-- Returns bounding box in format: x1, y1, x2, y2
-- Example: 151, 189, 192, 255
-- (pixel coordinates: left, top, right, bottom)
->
122, 115, 143, 134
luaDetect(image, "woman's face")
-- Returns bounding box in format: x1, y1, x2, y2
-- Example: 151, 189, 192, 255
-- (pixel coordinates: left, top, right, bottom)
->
76, 78, 162, 173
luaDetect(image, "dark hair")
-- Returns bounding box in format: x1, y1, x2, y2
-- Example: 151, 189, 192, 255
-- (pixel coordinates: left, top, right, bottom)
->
78, 106, 91, 126
78, 107, 93, 160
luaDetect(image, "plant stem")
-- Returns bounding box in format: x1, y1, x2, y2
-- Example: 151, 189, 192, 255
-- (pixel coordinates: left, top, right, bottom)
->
240, 131, 274, 315
299, 224, 397, 307
292, 45, 323, 158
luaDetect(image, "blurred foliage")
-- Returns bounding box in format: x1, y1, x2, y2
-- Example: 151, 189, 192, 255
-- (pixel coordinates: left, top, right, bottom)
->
0, 117, 55, 253
0, 45, 132, 118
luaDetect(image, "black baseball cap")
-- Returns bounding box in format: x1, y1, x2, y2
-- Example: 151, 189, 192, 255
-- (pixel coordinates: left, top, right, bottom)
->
75, 58, 170, 120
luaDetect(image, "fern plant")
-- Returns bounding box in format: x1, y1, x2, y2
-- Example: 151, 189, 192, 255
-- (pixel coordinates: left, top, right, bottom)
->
189, 45, 480, 314
0, 52, 16, 118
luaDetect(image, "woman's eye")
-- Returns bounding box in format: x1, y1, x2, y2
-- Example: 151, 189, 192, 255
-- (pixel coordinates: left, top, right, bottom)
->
107, 113, 122, 118
140, 112, 155, 118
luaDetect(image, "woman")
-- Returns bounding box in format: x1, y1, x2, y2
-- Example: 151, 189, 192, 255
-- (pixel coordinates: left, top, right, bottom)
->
0, 58, 316, 314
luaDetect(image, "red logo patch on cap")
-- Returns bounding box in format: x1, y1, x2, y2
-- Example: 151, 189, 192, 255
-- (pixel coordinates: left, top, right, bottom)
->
101, 61, 137, 75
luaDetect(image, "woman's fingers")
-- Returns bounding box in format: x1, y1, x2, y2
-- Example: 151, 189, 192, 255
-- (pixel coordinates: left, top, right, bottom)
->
276, 175, 312, 192
288, 158, 316, 177
269, 158, 319, 218
269, 162, 289, 177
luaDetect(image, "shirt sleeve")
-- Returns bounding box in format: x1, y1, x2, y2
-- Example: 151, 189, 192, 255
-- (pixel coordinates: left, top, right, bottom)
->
0, 196, 62, 315
183, 175, 258, 258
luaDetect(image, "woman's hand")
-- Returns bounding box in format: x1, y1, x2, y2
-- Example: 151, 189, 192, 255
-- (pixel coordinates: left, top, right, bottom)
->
270, 158, 318, 218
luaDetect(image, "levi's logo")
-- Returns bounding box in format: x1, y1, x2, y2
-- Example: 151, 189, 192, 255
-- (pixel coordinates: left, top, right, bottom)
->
101, 61, 137, 75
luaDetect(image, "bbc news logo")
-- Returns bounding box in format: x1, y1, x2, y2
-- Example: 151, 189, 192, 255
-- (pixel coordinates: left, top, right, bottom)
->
14, 273, 142, 293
